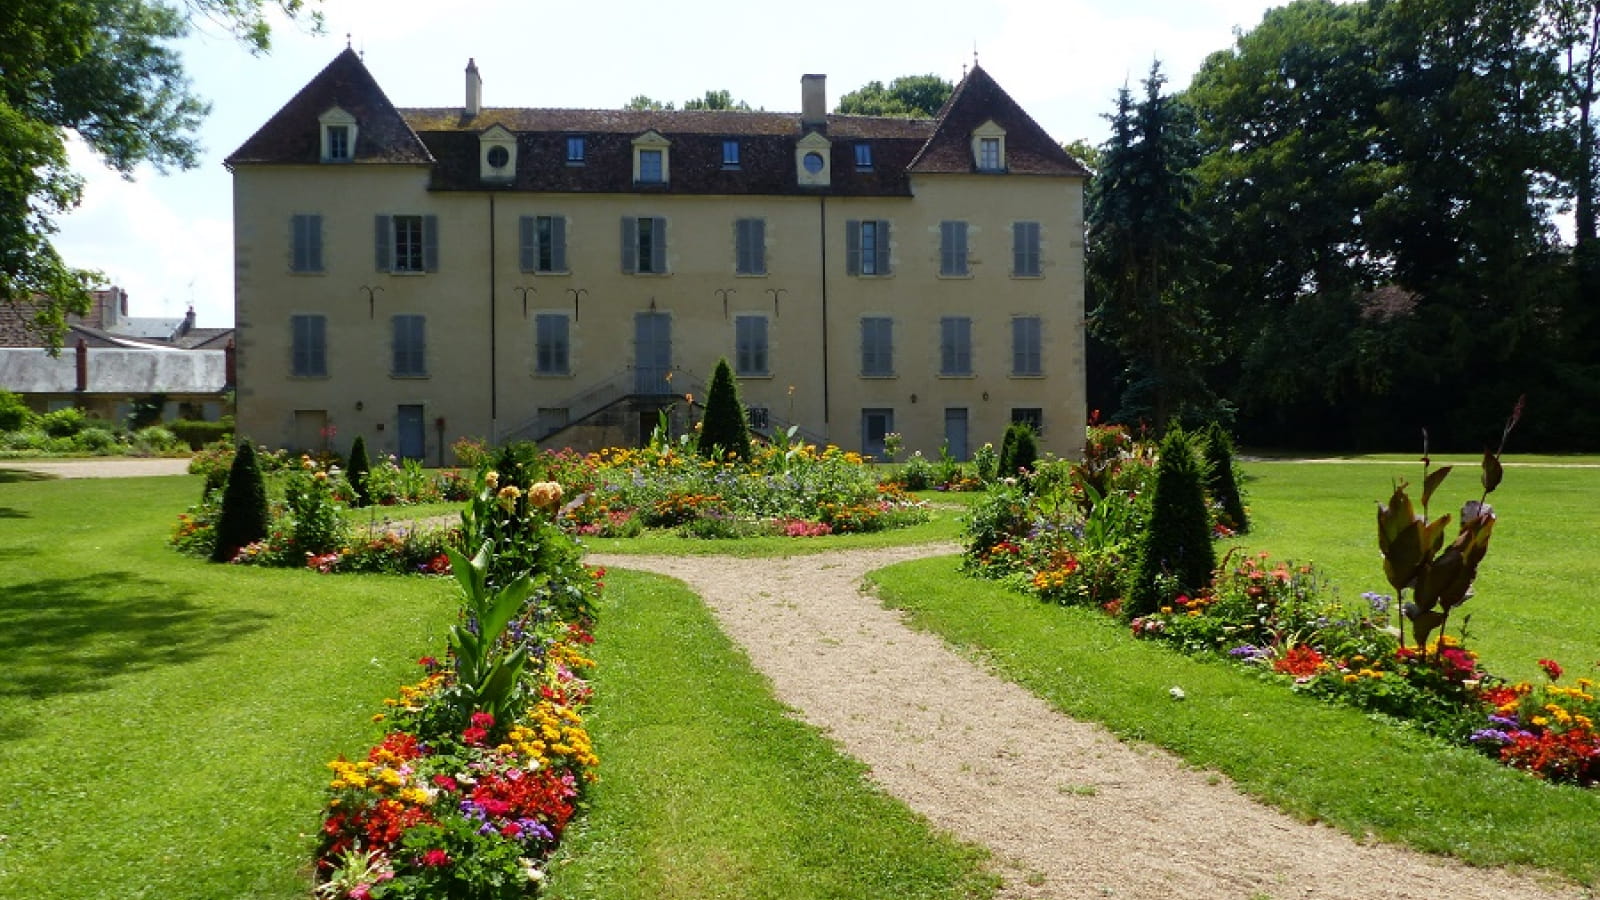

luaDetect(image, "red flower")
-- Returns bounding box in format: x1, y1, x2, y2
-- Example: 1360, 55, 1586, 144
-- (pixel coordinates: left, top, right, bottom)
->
1539, 658, 1564, 682
470, 711, 496, 729
420, 848, 451, 868
462, 726, 488, 747
432, 774, 458, 792
418, 656, 438, 668
1274, 645, 1326, 679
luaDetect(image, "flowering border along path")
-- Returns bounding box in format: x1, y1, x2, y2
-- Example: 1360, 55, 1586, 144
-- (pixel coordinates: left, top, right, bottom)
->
587, 544, 1588, 900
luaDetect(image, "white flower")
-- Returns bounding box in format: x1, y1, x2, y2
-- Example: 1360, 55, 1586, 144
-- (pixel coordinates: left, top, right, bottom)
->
1169, 686, 1186, 701
518, 858, 545, 882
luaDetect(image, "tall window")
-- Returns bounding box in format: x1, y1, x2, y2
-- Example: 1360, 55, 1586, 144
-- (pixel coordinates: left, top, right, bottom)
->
735, 314, 769, 376
978, 137, 1002, 171
854, 143, 873, 170
847, 219, 891, 276
638, 149, 664, 183
519, 215, 567, 273
940, 316, 972, 375
861, 316, 893, 376
535, 314, 570, 375
735, 218, 766, 275
622, 217, 667, 274
326, 125, 350, 161
566, 136, 585, 164
391, 315, 426, 376
291, 214, 323, 273
1012, 315, 1042, 376
291, 314, 326, 377
375, 215, 438, 273
939, 221, 969, 276
722, 140, 740, 168
1013, 221, 1041, 277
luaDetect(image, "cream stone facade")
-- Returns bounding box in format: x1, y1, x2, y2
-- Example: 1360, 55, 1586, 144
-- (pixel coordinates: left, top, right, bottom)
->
228, 51, 1087, 463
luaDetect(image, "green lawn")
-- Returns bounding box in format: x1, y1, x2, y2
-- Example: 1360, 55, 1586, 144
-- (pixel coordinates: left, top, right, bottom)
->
0, 470, 458, 899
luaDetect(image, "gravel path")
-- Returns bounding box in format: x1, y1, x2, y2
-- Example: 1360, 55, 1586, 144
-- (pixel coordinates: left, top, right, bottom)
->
0, 457, 191, 478
587, 544, 1589, 900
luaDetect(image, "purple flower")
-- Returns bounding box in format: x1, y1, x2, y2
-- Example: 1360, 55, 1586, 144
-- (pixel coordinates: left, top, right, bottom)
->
1488, 714, 1520, 728
1470, 729, 1511, 745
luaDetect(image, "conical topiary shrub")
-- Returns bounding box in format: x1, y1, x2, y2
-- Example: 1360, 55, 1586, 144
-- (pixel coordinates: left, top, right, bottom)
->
1127, 426, 1215, 617
698, 357, 752, 461
212, 441, 269, 562
347, 435, 372, 508
1202, 422, 1248, 534
997, 422, 1039, 477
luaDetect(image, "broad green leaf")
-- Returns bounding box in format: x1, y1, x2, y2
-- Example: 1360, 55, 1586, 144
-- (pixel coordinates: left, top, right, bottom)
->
1421, 465, 1452, 509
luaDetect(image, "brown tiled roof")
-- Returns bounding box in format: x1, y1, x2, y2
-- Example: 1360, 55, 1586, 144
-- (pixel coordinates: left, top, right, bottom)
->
909, 65, 1088, 177
225, 48, 433, 167
230, 52, 1082, 193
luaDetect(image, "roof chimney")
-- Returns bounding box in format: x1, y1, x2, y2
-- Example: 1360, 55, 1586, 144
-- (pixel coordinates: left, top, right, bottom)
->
224, 338, 237, 387
75, 339, 88, 393
465, 58, 482, 117
181, 306, 196, 336
801, 74, 826, 128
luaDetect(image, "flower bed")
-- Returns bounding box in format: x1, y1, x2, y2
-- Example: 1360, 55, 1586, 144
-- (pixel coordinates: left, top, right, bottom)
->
314, 468, 604, 898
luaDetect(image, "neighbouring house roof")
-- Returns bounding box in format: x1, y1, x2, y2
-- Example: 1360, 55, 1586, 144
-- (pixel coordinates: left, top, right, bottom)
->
227, 52, 1086, 194
0, 347, 229, 395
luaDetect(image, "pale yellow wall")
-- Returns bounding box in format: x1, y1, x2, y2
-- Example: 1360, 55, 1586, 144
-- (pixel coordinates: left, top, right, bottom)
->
234, 162, 1084, 462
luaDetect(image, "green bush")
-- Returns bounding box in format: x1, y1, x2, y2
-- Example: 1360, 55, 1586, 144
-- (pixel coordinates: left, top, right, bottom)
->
0, 389, 33, 431
38, 407, 87, 438
131, 426, 180, 455
281, 460, 348, 555
1128, 426, 1215, 617
1203, 422, 1248, 533
998, 422, 1039, 477
73, 426, 120, 454
899, 451, 934, 490
698, 357, 752, 461
212, 441, 269, 562
347, 435, 372, 508
168, 418, 233, 450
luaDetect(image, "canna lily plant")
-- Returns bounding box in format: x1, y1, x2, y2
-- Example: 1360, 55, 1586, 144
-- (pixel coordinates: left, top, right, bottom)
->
444, 540, 540, 725
1377, 397, 1523, 656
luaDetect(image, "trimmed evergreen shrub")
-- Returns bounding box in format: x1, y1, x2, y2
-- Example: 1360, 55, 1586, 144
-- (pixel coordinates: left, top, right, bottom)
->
1203, 421, 1249, 533
997, 422, 1039, 477
698, 357, 752, 460
347, 435, 372, 508
169, 418, 233, 450
1127, 426, 1215, 617
212, 441, 269, 562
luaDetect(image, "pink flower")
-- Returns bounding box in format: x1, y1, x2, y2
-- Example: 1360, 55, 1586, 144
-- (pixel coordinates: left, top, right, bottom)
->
470, 711, 495, 729
462, 726, 488, 747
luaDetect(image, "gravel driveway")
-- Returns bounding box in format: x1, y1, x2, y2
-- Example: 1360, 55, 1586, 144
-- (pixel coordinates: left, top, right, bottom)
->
0, 457, 192, 478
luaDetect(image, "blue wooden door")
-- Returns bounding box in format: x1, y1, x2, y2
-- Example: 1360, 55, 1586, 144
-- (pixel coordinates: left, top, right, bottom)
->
634, 312, 672, 394
397, 404, 425, 461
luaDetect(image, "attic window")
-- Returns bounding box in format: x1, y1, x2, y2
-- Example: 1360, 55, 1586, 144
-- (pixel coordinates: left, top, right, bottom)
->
972, 120, 1008, 173
722, 140, 740, 169
567, 136, 585, 164
318, 107, 359, 163
854, 143, 873, 170
632, 131, 671, 185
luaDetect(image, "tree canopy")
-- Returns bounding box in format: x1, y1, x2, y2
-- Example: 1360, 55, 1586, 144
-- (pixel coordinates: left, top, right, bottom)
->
835, 75, 953, 118
1, 0, 320, 351
624, 90, 753, 112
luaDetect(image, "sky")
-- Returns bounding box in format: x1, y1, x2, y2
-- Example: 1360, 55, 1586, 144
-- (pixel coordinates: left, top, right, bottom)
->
51, 0, 1278, 328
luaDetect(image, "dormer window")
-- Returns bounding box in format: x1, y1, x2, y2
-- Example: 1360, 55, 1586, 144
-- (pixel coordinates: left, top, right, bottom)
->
632, 131, 671, 185
854, 143, 873, 171
478, 124, 516, 183
318, 107, 358, 163
566, 136, 586, 165
722, 140, 740, 169
972, 120, 1008, 172
794, 131, 831, 187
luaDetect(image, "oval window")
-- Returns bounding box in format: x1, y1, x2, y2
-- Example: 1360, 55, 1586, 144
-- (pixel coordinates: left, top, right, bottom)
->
487, 145, 510, 168
802, 151, 825, 174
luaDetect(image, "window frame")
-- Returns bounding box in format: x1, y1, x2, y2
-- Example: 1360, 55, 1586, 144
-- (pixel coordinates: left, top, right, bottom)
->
290, 314, 327, 377
534, 313, 571, 375
846, 219, 892, 276
638, 148, 664, 183
939, 220, 970, 277
375, 214, 438, 274
621, 216, 668, 274
291, 213, 323, 273
1012, 221, 1042, 277
860, 315, 894, 377
854, 142, 873, 170
939, 316, 973, 376
566, 136, 586, 165
734, 313, 769, 376
390, 314, 427, 377
735, 218, 767, 276
520, 215, 568, 274
722, 139, 741, 169
1011, 315, 1043, 376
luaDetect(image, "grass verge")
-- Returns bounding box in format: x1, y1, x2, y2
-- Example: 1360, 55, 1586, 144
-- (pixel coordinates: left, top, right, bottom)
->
544, 568, 996, 900
871, 555, 1600, 885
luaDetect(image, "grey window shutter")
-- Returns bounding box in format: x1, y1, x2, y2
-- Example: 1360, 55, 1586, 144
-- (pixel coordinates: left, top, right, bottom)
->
751, 218, 765, 275
940, 222, 956, 274
519, 216, 536, 272
735, 219, 749, 273
422, 215, 439, 272
375, 215, 391, 272
845, 220, 861, 275
551, 216, 567, 272
651, 216, 667, 273
309, 215, 323, 272
620, 217, 637, 273
955, 223, 968, 274
1013, 222, 1025, 274
875, 220, 891, 274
